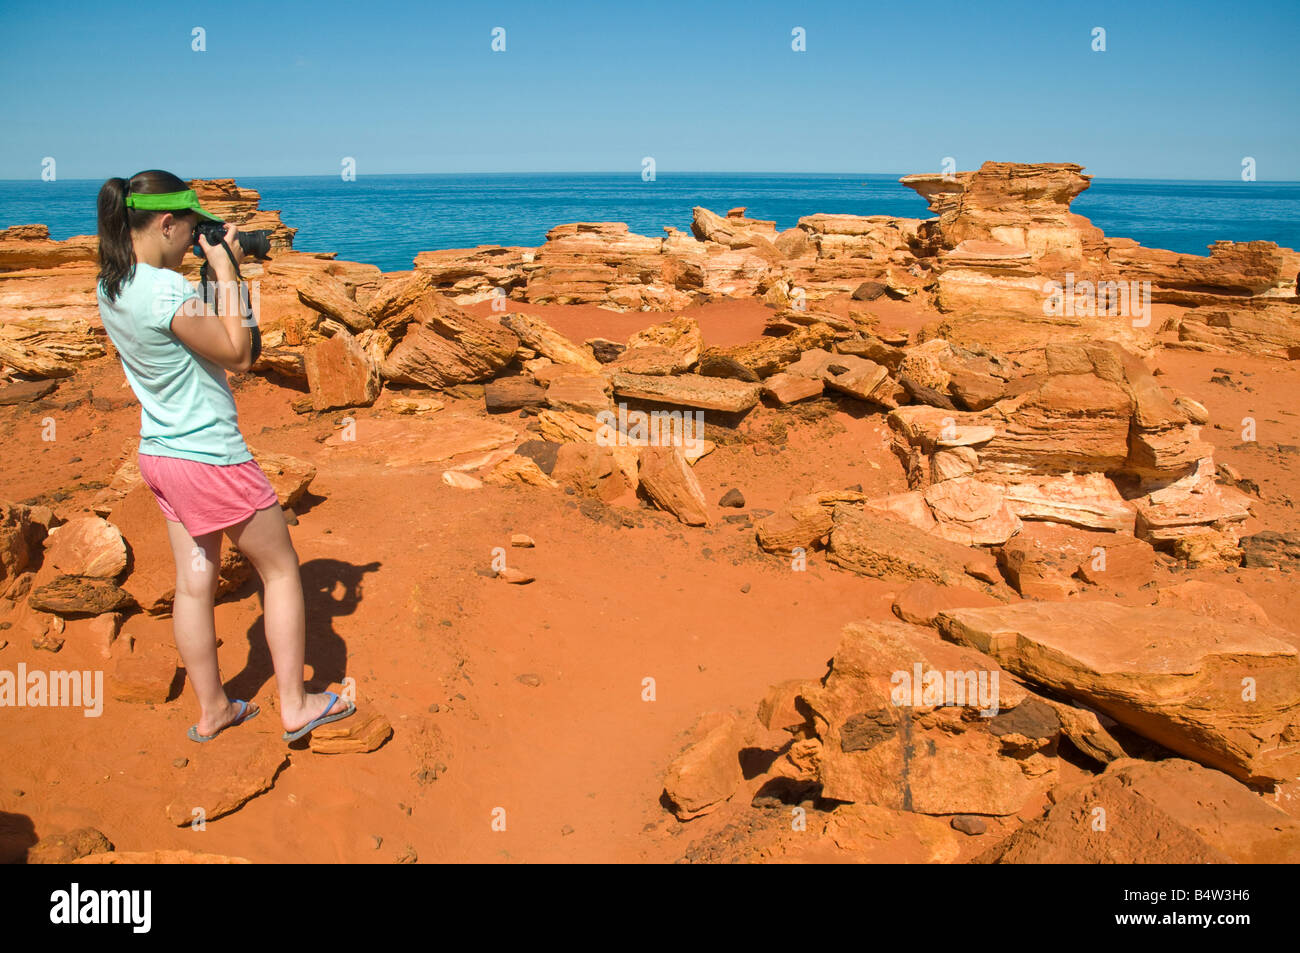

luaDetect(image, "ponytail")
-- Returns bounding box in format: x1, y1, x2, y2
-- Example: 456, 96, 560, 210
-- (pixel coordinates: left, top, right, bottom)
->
97, 176, 135, 301
96, 169, 193, 301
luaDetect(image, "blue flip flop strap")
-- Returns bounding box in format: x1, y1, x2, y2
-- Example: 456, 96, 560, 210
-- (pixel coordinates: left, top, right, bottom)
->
320, 692, 338, 719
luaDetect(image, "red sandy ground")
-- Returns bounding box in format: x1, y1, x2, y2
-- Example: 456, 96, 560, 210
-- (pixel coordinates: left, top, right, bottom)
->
2, 295, 1298, 863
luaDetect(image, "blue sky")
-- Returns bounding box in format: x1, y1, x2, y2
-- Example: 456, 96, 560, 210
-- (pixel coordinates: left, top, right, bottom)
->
1, 0, 1296, 180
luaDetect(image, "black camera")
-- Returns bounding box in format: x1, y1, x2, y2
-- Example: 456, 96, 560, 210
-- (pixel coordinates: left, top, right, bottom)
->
193, 220, 273, 261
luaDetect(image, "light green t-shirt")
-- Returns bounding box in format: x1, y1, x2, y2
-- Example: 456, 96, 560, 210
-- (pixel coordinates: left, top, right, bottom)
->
97, 262, 252, 465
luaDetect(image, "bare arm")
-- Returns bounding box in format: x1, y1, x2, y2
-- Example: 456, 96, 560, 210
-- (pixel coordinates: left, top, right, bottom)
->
169, 225, 256, 373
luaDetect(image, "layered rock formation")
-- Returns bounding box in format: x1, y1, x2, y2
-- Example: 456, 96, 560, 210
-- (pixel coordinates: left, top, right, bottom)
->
5, 160, 1296, 385
898, 161, 1299, 354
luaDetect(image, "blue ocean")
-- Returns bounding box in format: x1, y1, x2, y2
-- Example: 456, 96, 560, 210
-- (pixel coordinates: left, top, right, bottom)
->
2, 173, 1297, 275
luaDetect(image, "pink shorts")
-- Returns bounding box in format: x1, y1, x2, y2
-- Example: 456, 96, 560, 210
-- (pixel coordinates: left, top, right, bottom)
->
137, 452, 279, 537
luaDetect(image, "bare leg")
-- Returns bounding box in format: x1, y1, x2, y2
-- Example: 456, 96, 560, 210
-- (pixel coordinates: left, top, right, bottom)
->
225, 504, 347, 732
165, 519, 252, 736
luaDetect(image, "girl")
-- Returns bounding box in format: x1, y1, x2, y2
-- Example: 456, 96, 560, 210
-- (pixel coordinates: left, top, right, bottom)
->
96, 169, 353, 743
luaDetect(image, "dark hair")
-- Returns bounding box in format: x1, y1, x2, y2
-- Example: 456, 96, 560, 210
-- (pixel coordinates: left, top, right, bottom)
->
97, 169, 197, 301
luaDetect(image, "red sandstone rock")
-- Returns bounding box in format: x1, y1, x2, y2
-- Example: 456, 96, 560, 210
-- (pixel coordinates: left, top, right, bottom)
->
552, 444, 627, 502
296, 269, 374, 333
309, 705, 393, 754
305, 330, 381, 410
42, 516, 128, 580
188, 178, 297, 251
977, 758, 1300, 864
381, 291, 519, 388
638, 447, 709, 526
165, 734, 289, 826
663, 712, 756, 819
938, 602, 1300, 784
26, 827, 113, 864
891, 581, 1002, 626
109, 651, 180, 704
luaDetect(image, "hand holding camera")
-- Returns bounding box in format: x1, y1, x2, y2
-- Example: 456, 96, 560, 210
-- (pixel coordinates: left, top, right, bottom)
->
196, 222, 243, 277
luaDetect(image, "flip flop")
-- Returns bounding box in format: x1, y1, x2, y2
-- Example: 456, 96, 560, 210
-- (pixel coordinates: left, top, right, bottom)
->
282, 691, 355, 743
187, 699, 260, 743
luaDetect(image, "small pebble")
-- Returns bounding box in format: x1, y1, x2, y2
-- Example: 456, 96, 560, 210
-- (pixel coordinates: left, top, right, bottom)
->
718, 488, 745, 508
172, 757, 188, 769
517, 673, 542, 687
950, 815, 987, 836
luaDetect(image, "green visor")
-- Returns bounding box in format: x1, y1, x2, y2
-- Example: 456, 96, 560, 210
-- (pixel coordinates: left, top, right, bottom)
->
124, 189, 222, 221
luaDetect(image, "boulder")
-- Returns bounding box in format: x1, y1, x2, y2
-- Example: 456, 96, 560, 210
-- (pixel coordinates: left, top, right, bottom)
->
26, 827, 113, 864
0, 502, 45, 594
663, 712, 755, 820
246, 448, 317, 508
482, 454, 560, 489
611, 372, 761, 413
619, 315, 702, 373
380, 291, 519, 388
977, 758, 1300, 864
304, 330, 381, 410
1241, 531, 1300, 569
828, 506, 1000, 592
296, 269, 374, 332
762, 372, 824, 405
499, 311, 602, 373
1154, 581, 1271, 627
483, 376, 546, 412
799, 619, 1047, 816
937, 602, 1300, 785
27, 576, 133, 616
544, 373, 611, 415
42, 516, 127, 580
756, 490, 866, 556
892, 581, 1002, 626
0, 317, 106, 378
996, 522, 1095, 600
0, 379, 57, 405
109, 650, 181, 704
638, 447, 709, 525
552, 444, 627, 501
922, 477, 1022, 546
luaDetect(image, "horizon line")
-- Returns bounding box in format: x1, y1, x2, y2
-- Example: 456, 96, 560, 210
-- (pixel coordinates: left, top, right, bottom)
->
3, 171, 1299, 185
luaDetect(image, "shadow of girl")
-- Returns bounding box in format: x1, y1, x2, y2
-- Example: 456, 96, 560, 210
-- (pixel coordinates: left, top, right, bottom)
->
223, 557, 382, 703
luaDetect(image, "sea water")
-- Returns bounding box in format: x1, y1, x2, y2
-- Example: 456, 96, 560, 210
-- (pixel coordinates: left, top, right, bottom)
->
2, 172, 1296, 274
